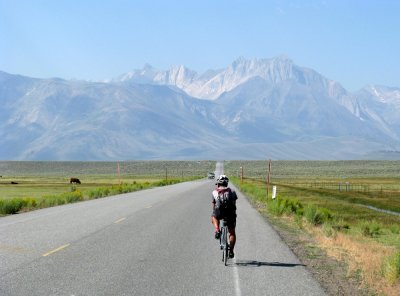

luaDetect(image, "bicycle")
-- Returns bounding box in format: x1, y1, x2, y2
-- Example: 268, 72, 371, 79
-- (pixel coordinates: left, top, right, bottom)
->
219, 219, 230, 266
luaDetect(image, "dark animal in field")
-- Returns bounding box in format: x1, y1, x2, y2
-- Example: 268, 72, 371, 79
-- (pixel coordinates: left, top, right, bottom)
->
11, 181, 18, 184
70, 178, 81, 184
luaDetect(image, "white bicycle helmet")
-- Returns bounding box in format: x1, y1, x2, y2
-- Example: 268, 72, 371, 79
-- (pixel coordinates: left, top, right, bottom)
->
216, 174, 229, 186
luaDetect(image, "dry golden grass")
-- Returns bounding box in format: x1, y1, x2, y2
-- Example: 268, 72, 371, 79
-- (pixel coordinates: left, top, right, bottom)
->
309, 226, 400, 296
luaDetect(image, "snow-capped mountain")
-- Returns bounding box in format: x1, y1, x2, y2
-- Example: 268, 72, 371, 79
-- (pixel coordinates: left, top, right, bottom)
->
1, 56, 399, 160
118, 56, 347, 101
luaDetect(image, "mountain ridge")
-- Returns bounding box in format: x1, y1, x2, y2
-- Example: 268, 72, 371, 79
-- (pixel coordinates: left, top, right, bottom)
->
1, 56, 399, 160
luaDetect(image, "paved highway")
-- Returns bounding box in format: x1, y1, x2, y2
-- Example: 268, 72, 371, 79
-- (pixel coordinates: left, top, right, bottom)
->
0, 170, 325, 295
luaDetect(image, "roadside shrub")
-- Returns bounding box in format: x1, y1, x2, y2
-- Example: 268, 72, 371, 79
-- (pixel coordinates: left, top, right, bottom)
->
318, 208, 334, 222
88, 187, 110, 199
40, 192, 83, 207
154, 179, 181, 187
21, 197, 38, 209
331, 219, 350, 232
382, 252, 400, 284
282, 199, 303, 215
266, 198, 304, 217
304, 205, 324, 225
389, 224, 400, 234
0, 198, 25, 214
88, 189, 99, 199
40, 195, 63, 207
268, 199, 286, 216
62, 191, 83, 203
102, 187, 111, 197
304, 205, 320, 225
359, 220, 382, 237
304, 206, 333, 226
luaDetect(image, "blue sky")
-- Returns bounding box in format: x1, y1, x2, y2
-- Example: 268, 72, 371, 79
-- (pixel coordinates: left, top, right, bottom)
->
1, 0, 399, 91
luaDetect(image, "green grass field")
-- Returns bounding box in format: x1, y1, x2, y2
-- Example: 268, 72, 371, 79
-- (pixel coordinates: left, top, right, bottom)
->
0, 160, 216, 215
224, 160, 400, 293
225, 161, 400, 244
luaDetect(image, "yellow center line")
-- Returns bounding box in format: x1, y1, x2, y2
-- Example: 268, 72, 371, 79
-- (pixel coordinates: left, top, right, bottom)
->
42, 244, 70, 257
0, 243, 32, 254
114, 217, 126, 224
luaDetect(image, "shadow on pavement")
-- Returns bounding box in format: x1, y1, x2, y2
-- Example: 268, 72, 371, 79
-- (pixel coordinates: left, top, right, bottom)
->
233, 259, 306, 268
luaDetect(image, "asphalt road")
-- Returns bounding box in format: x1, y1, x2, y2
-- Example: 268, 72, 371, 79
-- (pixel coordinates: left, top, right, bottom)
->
0, 175, 325, 295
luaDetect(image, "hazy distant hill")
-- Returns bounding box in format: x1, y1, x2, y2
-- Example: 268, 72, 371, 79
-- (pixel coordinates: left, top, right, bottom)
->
1, 56, 399, 160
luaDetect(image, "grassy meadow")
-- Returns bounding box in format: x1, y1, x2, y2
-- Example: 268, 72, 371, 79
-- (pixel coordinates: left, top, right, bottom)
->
0, 160, 215, 215
225, 160, 400, 295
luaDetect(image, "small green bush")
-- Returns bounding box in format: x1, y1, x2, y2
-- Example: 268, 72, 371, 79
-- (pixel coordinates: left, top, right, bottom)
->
268, 199, 286, 216
154, 179, 181, 187
318, 208, 334, 222
88, 187, 110, 199
0, 198, 25, 214
389, 224, 400, 234
22, 197, 38, 209
304, 205, 324, 225
331, 219, 350, 232
304, 206, 333, 226
359, 220, 382, 237
40, 192, 82, 207
62, 191, 83, 203
40, 195, 62, 207
282, 199, 303, 215
304, 205, 318, 225
266, 198, 304, 217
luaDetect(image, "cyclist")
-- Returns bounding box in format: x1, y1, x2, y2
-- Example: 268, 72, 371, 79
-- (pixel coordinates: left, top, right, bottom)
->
211, 174, 237, 258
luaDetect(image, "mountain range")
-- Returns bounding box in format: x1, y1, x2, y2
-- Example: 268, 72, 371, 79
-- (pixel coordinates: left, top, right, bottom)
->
1, 56, 400, 160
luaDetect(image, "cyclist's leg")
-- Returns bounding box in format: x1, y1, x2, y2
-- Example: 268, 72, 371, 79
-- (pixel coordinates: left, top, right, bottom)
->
227, 217, 236, 252
227, 226, 236, 258
228, 226, 236, 249
211, 215, 220, 231
211, 213, 221, 238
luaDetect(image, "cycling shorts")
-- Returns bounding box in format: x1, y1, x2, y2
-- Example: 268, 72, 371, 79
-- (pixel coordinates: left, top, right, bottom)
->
212, 209, 236, 229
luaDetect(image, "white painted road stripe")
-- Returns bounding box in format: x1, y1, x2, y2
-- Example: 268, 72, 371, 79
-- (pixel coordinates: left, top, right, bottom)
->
233, 257, 242, 296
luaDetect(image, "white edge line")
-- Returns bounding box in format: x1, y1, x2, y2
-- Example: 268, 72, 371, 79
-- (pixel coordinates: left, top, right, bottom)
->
233, 257, 242, 296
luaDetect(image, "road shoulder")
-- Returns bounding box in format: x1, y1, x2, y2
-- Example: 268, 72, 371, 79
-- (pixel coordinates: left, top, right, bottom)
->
254, 205, 373, 296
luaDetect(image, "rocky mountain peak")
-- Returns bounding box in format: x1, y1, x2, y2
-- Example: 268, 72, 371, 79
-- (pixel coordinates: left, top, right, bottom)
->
2, 57, 398, 160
